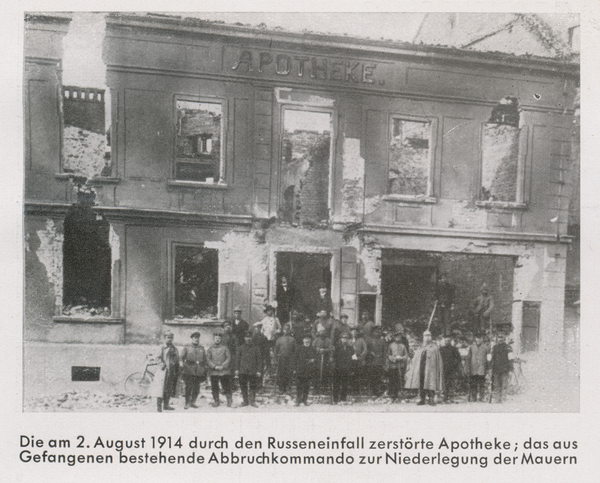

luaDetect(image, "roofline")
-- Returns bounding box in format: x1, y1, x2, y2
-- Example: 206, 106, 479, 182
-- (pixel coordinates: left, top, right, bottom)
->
106, 13, 579, 78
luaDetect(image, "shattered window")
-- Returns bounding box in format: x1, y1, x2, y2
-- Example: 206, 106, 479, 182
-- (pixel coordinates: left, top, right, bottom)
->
62, 86, 111, 178
175, 100, 223, 183
388, 118, 431, 196
481, 124, 520, 202
280, 109, 332, 225
173, 245, 219, 320
62, 206, 112, 317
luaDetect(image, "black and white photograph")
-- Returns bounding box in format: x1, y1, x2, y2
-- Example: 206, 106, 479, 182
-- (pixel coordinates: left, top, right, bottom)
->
21, 10, 581, 415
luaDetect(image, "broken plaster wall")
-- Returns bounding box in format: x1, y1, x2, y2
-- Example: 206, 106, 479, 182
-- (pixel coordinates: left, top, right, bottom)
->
340, 137, 365, 222
34, 219, 64, 315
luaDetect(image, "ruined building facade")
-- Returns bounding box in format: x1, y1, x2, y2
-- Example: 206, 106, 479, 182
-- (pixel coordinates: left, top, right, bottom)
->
24, 14, 579, 395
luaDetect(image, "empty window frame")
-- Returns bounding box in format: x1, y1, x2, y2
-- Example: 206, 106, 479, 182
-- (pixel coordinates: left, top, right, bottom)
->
480, 124, 524, 203
175, 98, 224, 183
388, 117, 433, 197
172, 244, 219, 320
279, 108, 333, 225
62, 206, 112, 317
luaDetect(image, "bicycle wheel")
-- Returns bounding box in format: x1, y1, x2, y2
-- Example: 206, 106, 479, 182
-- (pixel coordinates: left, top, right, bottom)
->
124, 372, 154, 396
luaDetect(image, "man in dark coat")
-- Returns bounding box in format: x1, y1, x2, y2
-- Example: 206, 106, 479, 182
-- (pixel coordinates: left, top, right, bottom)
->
438, 335, 462, 403
230, 306, 249, 349
276, 276, 301, 324
366, 326, 387, 397
332, 332, 354, 404
491, 333, 512, 403
315, 285, 333, 317
470, 284, 494, 334
294, 334, 317, 406
405, 330, 444, 406
236, 332, 263, 407
436, 273, 455, 336
158, 331, 180, 411
180, 332, 206, 409
206, 330, 233, 407
312, 328, 333, 394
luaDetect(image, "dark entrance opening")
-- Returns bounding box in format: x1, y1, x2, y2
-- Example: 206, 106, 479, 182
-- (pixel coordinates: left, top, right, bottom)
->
276, 252, 332, 320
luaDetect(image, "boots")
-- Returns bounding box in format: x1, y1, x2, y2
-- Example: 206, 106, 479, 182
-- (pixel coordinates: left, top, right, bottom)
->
163, 396, 174, 410
249, 392, 258, 408
184, 397, 190, 410
210, 397, 220, 408
417, 391, 426, 405
156, 398, 163, 412
226, 395, 233, 408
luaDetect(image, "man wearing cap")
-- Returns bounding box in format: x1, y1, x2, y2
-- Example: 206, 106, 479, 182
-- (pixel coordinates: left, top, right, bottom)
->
470, 284, 494, 334
152, 331, 180, 412
490, 333, 512, 403
386, 329, 410, 402
438, 334, 462, 403
465, 333, 489, 402
312, 310, 333, 339
294, 334, 317, 406
349, 326, 368, 396
405, 330, 444, 406
436, 273, 455, 336
206, 330, 233, 407
180, 332, 206, 409
276, 276, 300, 325
274, 325, 297, 394
315, 285, 333, 317
332, 332, 354, 404
312, 327, 333, 394
331, 313, 351, 345
236, 331, 263, 407
366, 326, 387, 397
230, 306, 249, 349
360, 310, 375, 338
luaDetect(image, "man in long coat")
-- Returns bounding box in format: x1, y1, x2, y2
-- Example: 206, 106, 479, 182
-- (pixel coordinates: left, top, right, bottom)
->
180, 332, 206, 409
405, 330, 444, 406
152, 331, 180, 412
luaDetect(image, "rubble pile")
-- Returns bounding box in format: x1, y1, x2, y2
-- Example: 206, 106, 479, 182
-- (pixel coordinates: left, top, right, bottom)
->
24, 390, 150, 412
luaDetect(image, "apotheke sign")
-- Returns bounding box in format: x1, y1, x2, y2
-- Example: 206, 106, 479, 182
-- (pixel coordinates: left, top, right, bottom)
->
231, 50, 384, 85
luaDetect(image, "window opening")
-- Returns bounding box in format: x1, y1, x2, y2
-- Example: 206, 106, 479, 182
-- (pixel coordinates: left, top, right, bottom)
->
62, 205, 111, 317
280, 109, 332, 225
175, 100, 223, 182
388, 118, 432, 196
173, 245, 219, 320
481, 97, 521, 202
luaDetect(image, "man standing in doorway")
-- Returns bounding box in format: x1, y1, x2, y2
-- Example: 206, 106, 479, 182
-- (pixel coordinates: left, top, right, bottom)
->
471, 284, 494, 334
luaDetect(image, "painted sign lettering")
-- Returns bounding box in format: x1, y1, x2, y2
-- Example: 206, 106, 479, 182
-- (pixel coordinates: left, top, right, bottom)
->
232, 50, 380, 85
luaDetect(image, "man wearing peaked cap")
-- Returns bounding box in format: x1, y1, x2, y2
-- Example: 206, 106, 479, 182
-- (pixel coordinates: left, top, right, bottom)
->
405, 330, 444, 406
230, 306, 249, 349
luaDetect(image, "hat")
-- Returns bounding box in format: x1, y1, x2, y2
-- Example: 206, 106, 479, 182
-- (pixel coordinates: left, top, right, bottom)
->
350, 326, 361, 333
190, 332, 201, 338
302, 334, 312, 340
372, 325, 382, 332
244, 331, 253, 338
233, 306, 243, 312
340, 332, 351, 339
317, 310, 327, 317
264, 304, 275, 312
422, 330, 432, 336
213, 329, 224, 336
340, 313, 349, 319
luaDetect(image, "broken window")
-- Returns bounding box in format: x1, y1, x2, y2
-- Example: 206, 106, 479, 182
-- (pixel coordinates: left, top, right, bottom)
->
481, 98, 521, 202
175, 99, 223, 183
280, 109, 333, 225
62, 205, 111, 317
173, 245, 219, 320
62, 86, 112, 178
388, 118, 432, 196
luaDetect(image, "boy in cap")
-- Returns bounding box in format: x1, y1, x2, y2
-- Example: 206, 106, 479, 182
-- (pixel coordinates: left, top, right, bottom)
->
206, 330, 233, 407
180, 332, 206, 409
274, 325, 296, 394
386, 329, 409, 402
294, 334, 317, 406
236, 331, 263, 407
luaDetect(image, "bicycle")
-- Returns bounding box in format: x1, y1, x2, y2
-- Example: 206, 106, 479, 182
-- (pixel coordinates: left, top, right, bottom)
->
124, 354, 158, 396
507, 357, 526, 395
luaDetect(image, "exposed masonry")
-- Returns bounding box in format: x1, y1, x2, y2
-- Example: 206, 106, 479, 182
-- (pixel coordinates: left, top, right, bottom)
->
35, 219, 64, 309
340, 138, 364, 222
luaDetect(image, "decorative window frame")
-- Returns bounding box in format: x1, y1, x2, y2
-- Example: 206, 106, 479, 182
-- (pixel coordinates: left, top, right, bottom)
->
170, 94, 228, 189
383, 113, 438, 203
